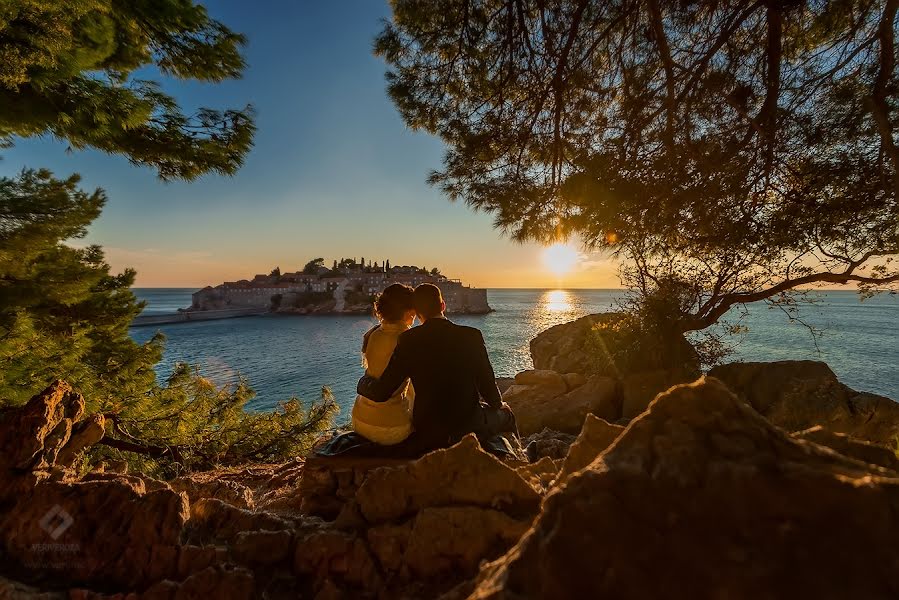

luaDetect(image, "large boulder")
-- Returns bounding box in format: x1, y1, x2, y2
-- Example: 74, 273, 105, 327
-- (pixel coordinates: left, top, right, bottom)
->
355, 435, 540, 523
0, 478, 189, 589
504, 375, 618, 436
529, 312, 699, 376
794, 426, 899, 473
620, 368, 698, 419
710, 360, 899, 444
468, 377, 899, 599
529, 313, 621, 374
522, 313, 701, 434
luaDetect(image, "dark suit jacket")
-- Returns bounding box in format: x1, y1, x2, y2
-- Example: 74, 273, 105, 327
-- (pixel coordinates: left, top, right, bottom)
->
357, 317, 502, 447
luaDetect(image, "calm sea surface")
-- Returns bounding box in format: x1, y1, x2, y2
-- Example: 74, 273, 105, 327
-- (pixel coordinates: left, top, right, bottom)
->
131, 288, 898, 413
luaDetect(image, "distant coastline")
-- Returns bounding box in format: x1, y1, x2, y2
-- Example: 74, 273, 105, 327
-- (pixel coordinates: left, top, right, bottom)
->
134, 258, 491, 325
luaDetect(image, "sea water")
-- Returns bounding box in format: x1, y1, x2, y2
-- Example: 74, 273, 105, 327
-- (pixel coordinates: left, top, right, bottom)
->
130, 289, 898, 412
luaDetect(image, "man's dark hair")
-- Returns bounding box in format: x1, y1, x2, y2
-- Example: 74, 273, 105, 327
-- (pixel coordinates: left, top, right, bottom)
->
413, 283, 444, 319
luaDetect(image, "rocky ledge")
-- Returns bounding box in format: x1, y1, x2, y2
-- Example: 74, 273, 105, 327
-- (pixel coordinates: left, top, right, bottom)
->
3, 366, 899, 598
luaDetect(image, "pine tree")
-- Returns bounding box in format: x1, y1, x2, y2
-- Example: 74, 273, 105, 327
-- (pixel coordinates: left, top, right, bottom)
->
0, 2, 334, 474
0, 0, 255, 179
0, 169, 160, 408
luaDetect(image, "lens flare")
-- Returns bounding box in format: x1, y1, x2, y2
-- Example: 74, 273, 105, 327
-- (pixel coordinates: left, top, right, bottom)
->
542, 243, 580, 276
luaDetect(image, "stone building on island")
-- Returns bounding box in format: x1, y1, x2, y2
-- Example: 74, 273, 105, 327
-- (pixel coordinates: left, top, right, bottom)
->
190, 258, 491, 315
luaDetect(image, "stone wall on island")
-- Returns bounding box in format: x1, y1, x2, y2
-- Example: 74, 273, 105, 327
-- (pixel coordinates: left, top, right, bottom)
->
190, 274, 492, 315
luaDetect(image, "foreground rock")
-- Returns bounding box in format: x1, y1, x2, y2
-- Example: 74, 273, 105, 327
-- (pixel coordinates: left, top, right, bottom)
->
794, 426, 899, 473
710, 360, 899, 445
0, 384, 543, 599
0, 382, 190, 590
7, 375, 899, 599
469, 377, 899, 599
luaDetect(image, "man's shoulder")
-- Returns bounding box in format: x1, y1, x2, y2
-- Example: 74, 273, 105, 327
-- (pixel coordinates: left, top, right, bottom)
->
451, 322, 485, 342
397, 326, 421, 341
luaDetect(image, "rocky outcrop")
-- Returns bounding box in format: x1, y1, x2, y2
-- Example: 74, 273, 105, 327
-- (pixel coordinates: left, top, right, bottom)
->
5, 374, 899, 599
511, 316, 700, 435
468, 377, 899, 599
290, 435, 542, 597
554, 414, 625, 485
0, 384, 190, 590
0, 379, 85, 477
529, 312, 699, 376
503, 370, 618, 436
794, 426, 899, 473
710, 360, 899, 445
0, 383, 544, 599
529, 313, 623, 374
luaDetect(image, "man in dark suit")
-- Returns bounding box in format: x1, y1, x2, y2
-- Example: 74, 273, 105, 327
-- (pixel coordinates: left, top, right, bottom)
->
356, 283, 516, 451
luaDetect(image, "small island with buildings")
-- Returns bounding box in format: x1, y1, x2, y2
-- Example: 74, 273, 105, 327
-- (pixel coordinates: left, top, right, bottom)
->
133, 258, 491, 326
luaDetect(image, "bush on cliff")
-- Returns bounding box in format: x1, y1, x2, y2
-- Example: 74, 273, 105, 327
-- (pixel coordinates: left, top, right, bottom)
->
95, 364, 337, 479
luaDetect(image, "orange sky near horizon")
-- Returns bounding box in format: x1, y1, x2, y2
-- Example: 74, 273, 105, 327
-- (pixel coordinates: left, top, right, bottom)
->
109, 242, 624, 290
108, 242, 871, 292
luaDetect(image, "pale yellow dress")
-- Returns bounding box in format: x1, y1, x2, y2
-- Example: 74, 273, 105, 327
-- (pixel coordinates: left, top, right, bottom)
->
350, 322, 414, 445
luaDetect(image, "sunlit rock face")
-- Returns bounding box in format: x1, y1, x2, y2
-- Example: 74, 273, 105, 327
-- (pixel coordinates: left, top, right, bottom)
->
504, 372, 619, 436
468, 377, 899, 600
529, 312, 699, 377
524, 313, 701, 424
710, 360, 899, 445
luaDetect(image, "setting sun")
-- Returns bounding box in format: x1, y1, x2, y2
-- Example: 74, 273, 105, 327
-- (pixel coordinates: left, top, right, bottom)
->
541, 243, 580, 276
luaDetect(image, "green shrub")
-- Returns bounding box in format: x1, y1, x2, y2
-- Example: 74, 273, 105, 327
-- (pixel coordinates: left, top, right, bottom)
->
93, 364, 337, 479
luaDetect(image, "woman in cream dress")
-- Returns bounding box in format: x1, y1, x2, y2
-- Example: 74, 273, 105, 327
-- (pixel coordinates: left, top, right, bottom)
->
351, 284, 416, 445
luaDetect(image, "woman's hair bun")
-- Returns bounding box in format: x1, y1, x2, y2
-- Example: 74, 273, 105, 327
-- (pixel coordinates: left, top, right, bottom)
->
374, 283, 415, 321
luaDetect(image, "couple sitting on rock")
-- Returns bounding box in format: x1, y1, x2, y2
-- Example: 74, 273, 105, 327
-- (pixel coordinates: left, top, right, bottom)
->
350, 283, 517, 455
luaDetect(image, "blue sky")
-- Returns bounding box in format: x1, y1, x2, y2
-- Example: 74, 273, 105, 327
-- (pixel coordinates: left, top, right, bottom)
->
1, 1, 615, 288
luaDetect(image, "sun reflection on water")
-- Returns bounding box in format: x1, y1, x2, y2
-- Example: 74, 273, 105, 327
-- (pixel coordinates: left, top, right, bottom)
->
543, 289, 572, 312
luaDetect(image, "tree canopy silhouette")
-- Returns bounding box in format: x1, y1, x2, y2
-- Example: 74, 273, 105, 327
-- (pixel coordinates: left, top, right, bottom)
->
0, 0, 255, 179
377, 0, 899, 333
